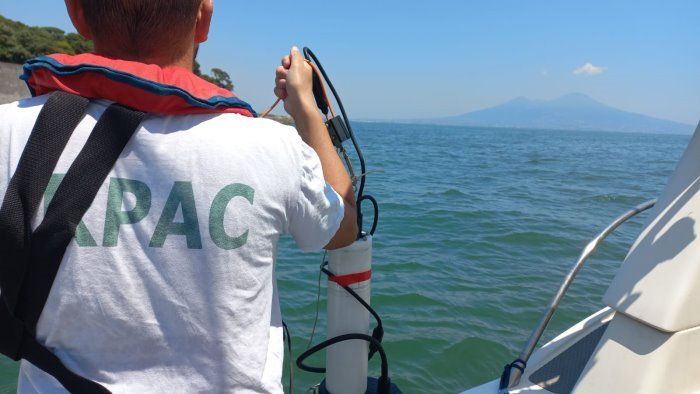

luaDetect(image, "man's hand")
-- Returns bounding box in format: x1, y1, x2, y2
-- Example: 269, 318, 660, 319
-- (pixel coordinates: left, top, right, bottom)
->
275, 47, 316, 119
274, 47, 358, 249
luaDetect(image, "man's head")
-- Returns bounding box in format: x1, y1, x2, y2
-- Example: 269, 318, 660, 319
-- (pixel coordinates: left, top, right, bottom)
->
65, 0, 213, 68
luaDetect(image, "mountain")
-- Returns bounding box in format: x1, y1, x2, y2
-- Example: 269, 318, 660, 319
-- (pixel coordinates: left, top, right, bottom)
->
430, 93, 695, 134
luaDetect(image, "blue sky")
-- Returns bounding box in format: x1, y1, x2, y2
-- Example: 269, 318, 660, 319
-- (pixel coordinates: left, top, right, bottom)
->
1, 1, 698, 124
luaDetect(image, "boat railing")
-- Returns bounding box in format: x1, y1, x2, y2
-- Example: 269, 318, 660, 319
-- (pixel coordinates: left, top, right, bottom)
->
501, 199, 657, 392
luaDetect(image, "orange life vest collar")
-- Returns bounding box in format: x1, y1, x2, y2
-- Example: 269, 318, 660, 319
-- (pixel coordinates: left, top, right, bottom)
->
21, 53, 256, 117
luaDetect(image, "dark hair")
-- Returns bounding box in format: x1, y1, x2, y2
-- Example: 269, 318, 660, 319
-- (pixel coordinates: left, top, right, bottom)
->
80, 0, 202, 59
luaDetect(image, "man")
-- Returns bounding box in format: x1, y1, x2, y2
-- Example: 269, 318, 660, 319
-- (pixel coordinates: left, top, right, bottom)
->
0, 0, 357, 392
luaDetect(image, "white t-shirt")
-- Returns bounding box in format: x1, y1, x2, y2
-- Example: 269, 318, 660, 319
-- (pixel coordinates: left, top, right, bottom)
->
0, 95, 344, 393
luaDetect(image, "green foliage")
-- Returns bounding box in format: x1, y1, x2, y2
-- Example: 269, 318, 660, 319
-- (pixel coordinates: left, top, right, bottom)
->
208, 68, 234, 91
66, 33, 93, 54
193, 61, 235, 91
0, 14, 236, 91
0, 15, 93, 63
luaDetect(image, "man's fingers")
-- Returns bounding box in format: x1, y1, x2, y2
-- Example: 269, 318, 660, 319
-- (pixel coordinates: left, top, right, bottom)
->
275, 77, 288, 100
275, 46, 315, 117
281, 55, 291, 69
274, 86, 287, 100
289, 46, 304, 69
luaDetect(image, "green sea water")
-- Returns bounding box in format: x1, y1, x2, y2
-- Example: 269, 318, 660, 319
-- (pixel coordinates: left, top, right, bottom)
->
0, 123, 692, 393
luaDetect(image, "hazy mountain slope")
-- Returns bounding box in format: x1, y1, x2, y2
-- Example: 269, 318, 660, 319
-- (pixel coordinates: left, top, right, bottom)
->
433, 93, 694, 134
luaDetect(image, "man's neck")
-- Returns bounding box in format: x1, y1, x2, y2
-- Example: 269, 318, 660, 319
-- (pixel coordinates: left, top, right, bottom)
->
92, 44, 195, 71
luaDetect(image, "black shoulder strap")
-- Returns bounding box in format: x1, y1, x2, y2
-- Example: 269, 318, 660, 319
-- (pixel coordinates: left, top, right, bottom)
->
0, 92, 145, 393
18, 102, 146, 333
0, 91, 89, 313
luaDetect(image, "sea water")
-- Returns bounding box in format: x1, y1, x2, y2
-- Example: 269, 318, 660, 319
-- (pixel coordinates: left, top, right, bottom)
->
0, 123, 691, 393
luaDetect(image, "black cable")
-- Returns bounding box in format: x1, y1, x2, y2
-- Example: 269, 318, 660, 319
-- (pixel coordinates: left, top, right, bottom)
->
298, 48, 392, 394
358, 194, 379, 236
333, 274, 384, 359
282, 321, 294, 394
297, 266, 388, 377
321, 268, 382, 329
319, 266, 385, 362
302, 48, 366, 197
296, 333, 392, 394
303, 47, 373, 239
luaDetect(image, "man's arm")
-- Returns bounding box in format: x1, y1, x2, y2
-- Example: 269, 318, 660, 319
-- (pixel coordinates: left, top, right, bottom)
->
275, 47, 358, 249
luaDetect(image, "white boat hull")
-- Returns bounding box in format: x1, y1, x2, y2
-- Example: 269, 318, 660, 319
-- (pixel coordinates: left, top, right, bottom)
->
460, 308, 614, 394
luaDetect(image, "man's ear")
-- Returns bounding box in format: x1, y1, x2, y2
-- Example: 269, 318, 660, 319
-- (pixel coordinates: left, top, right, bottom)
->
64, 0, 92, 40
195, 0, 213, 43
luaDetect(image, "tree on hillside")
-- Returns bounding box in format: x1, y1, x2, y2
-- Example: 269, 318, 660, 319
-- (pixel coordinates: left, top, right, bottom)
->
208, 68, 234, 91
0, 15, 236, 91
0, 15, 93, 62
66, 32, 92, 54
194, 61, 235, 91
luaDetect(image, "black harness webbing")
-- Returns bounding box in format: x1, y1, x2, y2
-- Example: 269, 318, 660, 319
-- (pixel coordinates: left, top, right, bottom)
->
0, 92, 89, 315
0, 91, 146, 393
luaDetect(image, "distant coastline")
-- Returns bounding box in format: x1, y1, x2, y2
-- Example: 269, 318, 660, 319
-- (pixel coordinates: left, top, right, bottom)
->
349, 119, 697, 138
265, 114, 294, 125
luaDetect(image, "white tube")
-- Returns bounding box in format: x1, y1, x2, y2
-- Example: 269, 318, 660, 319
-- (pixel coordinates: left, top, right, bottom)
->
325, 235, 372, 394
